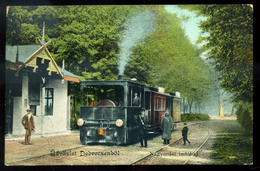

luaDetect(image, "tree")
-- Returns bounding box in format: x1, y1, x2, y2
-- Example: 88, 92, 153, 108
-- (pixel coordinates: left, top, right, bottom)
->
179, 4, 253, 130
49, 6, 145, 80
6, 6, 59, 45
124, 7, 213, 112
193, 5, 253, 103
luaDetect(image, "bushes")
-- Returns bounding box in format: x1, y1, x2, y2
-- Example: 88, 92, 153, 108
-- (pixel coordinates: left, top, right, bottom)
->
70, 112, 80, 130
235, 101, 253, 133
181, 113, 210, 122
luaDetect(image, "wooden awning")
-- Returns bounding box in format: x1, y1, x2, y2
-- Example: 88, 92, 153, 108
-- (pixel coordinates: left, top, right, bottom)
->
64, 76, 80, 83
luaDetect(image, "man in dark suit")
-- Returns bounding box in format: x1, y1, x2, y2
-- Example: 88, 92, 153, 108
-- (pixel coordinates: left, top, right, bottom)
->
138, 109, 149, 148
132, 93, 140, 106
21, 109, 35, 145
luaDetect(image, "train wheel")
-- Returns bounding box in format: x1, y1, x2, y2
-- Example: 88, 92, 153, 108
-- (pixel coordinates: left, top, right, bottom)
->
116, 138, 121, 145
82, 141, 88, 145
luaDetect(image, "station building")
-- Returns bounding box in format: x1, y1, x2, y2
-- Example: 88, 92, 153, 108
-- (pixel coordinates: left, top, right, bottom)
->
5, 40, 80, 137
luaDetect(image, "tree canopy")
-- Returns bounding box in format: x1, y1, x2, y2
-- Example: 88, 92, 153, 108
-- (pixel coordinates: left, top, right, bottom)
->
180, 4, 253, 103
178, 4, 253, 131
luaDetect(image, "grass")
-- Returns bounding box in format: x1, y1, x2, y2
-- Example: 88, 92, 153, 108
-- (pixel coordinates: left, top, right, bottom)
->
181, 113, 210, 122
210, 128, 253, 165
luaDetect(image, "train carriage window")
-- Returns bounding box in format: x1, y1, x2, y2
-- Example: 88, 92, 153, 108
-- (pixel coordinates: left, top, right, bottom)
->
162, 98, 165, 111
154, 97, 157, 110
158, 98, 161, 110
154, 96, 166, 111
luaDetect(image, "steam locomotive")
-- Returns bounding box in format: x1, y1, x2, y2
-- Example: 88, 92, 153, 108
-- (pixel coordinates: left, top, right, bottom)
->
77, 78, 181, 145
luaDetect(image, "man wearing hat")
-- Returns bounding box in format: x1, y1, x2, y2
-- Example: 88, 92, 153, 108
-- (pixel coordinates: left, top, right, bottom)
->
182, 123, 190, 145
138, 109, 149, 148
21, 109, 35, 145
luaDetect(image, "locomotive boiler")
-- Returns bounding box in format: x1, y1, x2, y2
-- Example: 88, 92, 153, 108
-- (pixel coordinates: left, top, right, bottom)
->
77, 78, 181, 145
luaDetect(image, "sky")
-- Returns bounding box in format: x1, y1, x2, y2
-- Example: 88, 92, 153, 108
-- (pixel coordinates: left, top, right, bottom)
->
164, 5, 209, 48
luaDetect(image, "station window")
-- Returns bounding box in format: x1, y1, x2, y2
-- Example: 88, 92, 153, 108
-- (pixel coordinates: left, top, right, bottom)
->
45, 88, 53, 116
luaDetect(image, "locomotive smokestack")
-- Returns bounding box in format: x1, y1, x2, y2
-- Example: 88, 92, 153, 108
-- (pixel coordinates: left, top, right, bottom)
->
117, 75, 123, 80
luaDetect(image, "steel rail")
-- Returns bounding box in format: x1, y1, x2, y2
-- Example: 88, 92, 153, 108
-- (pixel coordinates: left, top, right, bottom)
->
130, 122, 201, 165
183, 124, 211, 165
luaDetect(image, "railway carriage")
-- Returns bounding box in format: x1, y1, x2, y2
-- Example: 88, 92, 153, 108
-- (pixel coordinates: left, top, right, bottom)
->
77, 78, 181, 145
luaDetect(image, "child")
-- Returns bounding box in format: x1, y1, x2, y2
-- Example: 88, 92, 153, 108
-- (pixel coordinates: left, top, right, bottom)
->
182, 123, 190, 145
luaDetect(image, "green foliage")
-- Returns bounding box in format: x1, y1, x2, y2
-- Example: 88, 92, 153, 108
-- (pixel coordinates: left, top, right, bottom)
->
181, 113, 210, 122
124, 7, 213, 108
50, 5, 143, 78
210, 127, 253, 164
179, 4, 253, 132
69, 85, 81, 130
196, 5, 253, 103
235, 101, 253, 133
70, 112, 80, 130
6, 6, 58, 45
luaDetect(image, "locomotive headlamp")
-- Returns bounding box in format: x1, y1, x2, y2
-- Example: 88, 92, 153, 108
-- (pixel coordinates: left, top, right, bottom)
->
115, 119, 123, 127
77, 118, 84, 126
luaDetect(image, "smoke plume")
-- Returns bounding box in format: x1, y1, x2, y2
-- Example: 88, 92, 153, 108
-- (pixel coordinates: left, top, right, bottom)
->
118, 11, 155, 76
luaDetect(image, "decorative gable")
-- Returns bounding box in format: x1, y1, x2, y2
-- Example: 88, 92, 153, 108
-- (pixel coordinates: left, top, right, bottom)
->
16, 40, 63, 78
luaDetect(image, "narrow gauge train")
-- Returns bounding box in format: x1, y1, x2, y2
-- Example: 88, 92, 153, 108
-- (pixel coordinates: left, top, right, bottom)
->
77, 78, 181, 145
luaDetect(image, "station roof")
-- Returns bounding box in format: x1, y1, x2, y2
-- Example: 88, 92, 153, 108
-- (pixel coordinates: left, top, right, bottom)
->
6, 44, 80, 83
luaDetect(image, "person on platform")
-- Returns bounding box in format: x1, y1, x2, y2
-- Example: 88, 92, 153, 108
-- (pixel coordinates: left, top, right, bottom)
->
21, 109, 35, 145
161, 110, 173, 145
132, 92, 140, 106
138, 109, 149, 148
182, 123, 191, 145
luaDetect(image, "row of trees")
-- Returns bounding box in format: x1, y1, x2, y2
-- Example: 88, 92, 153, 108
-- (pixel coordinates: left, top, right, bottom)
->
180, 4, 253, 132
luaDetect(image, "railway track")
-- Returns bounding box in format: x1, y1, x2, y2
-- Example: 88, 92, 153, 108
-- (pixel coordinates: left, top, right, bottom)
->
183, 124, 211, 165
130, 122, 211, 165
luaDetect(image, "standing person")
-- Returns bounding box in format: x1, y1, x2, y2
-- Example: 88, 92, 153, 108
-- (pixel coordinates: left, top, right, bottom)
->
161, 110, 174, 144
21, 109, 35, 145
132, 92, 140, 106
182, 123, 191, 145
138, 109, 149, 148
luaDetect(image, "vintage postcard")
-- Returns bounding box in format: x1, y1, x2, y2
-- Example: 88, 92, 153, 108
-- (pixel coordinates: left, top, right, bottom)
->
4, 4, 253, 166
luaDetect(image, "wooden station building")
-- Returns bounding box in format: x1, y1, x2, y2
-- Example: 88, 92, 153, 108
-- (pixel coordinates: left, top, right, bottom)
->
5, 39, 80, 137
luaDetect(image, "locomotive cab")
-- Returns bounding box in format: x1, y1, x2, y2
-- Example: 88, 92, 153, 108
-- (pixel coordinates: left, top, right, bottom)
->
77, 80, 181, 145
77, 80, 145, 145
